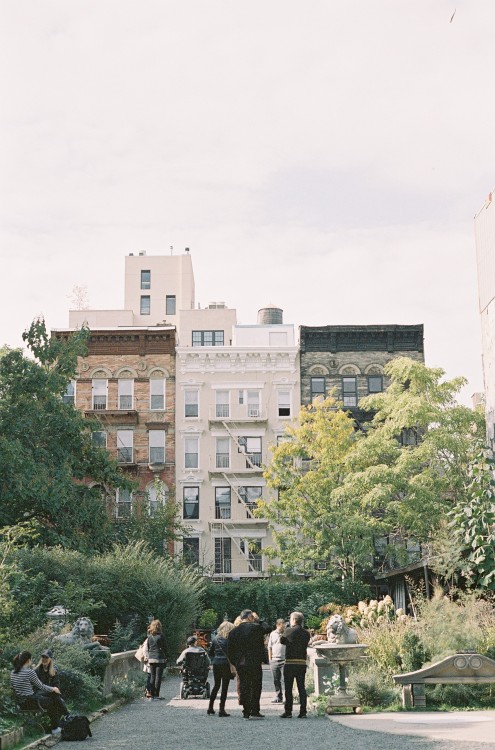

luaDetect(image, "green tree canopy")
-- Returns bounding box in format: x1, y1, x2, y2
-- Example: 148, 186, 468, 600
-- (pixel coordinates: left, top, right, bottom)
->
0, 318, 130, 550
261, 358, 486, 578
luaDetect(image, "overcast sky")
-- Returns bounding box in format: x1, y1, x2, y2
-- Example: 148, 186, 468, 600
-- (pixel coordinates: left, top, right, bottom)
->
1, 1, 493, 404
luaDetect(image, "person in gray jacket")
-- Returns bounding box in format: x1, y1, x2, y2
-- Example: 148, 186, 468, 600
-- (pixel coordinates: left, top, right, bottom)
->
267, 619, 286, 703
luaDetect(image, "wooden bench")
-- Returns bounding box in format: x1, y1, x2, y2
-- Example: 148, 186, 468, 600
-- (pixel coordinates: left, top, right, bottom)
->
393, 652, 495, 708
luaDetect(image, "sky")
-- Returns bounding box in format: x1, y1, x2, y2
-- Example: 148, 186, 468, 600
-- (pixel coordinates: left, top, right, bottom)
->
1, 1, 493, 405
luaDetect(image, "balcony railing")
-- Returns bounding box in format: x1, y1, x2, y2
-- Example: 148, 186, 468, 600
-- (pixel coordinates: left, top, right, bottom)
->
246, 453, 262, 468
215, 506, 231, 519
215, 404, 229, 418
216, 454, 230, 469
119, 396, 133, 410
214, 560, 232, 574
249, 556, 263, 572
93, 397, 107, 410
117, 448, 133, 464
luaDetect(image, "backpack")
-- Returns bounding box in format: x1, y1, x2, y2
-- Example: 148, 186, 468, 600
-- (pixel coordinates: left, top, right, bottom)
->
60, 714, 92, 741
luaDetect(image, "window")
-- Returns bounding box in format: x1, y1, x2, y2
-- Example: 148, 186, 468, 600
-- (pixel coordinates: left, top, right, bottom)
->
239, 437, 262, 467
185, 389, 199, 417
183, 487, 199, 520
277, 390, 291, 417
214, 538, 231, 574
368, 375, 383, 394
247, 390, 260, 417
342, 377, 357, 407
116, 430, 133, 463
92, 430, 107, 448
238, 390, 244, 405
116, 488, 132, 519
149, 430, 165, 464
216, 437, 230, 468
148, 482, 166, 517
118, 379, 133, 410
185, 437, 199, 469
140, 295, 151, 315
92, 379, 107, 410
183, 537, 200, 567
192, 330, 224, 346
150, 378, 165, 410
310, 377, 325, 403
63, 380, 76, 406
215, 487, 231, 519
215, 390, 229, 418
141, 270, 151, 289
166, 295, 176, 315
238, 486, 262, 517
400, 428, 419, 446
240, 539, 262, 571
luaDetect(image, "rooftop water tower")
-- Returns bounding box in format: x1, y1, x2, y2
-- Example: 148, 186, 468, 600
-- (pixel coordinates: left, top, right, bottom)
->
257, 304, 283, 325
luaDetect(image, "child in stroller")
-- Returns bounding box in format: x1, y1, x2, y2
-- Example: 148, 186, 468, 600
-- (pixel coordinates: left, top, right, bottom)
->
177, 636, 211, 699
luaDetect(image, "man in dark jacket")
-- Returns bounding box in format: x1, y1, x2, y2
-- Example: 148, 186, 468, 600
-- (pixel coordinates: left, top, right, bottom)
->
280, 611, 310, 718
226, 609, 265, 719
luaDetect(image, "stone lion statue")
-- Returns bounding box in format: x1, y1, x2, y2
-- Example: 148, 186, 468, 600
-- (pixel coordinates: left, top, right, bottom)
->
326, 614, 358, 644
55, 617, 108, 652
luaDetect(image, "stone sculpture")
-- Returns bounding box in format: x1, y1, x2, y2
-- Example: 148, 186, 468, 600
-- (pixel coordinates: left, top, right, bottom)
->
326, 614, 358, 644
55, 616, 109, 652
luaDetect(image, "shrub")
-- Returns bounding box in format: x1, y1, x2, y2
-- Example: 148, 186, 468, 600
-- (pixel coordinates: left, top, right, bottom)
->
9, 542, 204, 656
197, 609, 218, 628
108, 617, 141, 653
348, 669, 399, 708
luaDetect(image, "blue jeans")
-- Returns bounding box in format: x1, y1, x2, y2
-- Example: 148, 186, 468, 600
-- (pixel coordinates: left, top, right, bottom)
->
270, 661, 284, 700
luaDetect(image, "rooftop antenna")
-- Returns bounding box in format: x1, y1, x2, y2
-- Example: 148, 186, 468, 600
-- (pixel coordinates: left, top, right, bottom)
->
170, 245, 174, 255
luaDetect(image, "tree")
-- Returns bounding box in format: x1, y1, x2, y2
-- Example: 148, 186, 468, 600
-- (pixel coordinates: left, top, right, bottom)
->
339, 358, 486, 567
0, 318, 130, 550
446, 451, 495, 589
259, 395, 377, 578
261, 358, 486, 579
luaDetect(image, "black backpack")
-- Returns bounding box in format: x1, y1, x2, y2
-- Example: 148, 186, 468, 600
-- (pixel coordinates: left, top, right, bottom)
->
60, 714, 92, 741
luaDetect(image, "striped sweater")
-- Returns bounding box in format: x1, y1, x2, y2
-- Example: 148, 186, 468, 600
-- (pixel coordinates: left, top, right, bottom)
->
10, 667, 55, 698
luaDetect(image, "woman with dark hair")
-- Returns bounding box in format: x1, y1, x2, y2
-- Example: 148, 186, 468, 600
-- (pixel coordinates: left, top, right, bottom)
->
146, 620, 167, 700
10, 651, 68, 735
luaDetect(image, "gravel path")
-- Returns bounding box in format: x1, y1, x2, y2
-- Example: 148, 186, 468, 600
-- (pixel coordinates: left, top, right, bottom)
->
64, 668, 495, 750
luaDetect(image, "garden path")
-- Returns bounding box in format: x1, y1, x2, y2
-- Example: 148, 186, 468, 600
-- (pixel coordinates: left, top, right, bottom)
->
66, 668, 495, 749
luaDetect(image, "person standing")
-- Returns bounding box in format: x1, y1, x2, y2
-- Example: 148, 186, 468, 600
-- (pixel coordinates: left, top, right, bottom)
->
146, 619, 167, 700
267, 619, 286, 703
226, 609, 265, 719
207, 621, 235, 717
280, 611, 310, 719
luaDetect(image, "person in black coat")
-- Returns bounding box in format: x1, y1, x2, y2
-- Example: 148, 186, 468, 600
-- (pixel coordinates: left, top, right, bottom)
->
226, 609, 265, 719
34, 650, 61, 689
280, 611, 311, 718
207, 621, 235, 717
146, 619, 167, 700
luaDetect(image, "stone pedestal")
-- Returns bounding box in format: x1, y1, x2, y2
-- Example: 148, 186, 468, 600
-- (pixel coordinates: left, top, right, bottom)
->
313, 642, 368, 713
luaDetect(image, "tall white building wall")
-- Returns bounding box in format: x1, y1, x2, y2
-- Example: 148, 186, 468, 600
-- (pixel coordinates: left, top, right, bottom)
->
475, 193, 495, 446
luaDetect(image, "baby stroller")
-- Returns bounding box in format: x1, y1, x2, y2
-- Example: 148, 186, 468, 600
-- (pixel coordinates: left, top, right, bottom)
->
179, 651, 210, 699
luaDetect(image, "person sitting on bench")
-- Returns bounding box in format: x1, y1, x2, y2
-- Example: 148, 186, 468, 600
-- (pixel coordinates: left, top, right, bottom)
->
10, 650, 68, 736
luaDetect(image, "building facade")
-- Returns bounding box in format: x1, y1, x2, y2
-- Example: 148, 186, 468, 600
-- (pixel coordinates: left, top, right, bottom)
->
475, 192, 495, 449
300, 325, 425, 423
176, 305, 299, 578
52, 327, 176, 531
69, 250, 195, 332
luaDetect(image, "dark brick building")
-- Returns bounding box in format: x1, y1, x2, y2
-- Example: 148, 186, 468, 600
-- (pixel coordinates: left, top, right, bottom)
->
300, 324, 424, 424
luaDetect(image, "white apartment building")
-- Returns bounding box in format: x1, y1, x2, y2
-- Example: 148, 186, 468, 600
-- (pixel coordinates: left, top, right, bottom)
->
69, 250, 195, 331
475, 192, 495, 448
176, 304, 300, 579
